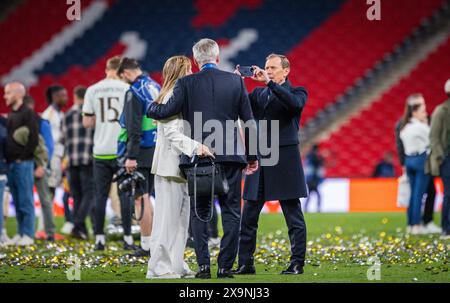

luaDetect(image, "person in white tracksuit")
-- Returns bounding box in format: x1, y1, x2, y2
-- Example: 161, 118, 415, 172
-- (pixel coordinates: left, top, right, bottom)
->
146, 56, 214, 279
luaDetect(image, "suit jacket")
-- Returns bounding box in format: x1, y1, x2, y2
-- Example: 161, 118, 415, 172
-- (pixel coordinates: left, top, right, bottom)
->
146, 66, 257, 166
151, 90, 201, 180
243, 79, 309, 201
249, 79, 307, 147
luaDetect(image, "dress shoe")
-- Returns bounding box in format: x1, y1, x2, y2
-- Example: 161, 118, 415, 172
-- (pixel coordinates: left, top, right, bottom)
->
232, 264, 256, 275
127, 247, 150, 257
281, 263, 304, 275
195, 265, 211, 279
123, 242, 140, 251
217, 268, 234, 279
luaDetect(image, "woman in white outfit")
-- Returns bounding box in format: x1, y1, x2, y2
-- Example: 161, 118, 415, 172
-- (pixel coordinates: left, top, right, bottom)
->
146, 56, 213, 279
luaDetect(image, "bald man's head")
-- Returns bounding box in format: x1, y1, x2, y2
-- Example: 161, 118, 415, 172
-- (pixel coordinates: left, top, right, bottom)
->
4, 82, 26, 108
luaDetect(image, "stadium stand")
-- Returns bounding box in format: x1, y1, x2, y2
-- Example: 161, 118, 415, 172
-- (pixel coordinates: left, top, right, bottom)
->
320, 37, 450, 178
0, 0, 448, 177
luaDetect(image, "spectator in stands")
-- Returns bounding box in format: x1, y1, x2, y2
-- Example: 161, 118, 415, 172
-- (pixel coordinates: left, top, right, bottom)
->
395, 94, 440, 234
304, 145, 325, 212
427, 79, 450, 240
3, 82, 39, 246
399, 96, 430, 235
0, 115, 8, 246
43, 85, 73, 234
23, 95, 56, 241
372, 152, 395, 178
61, 86, 95, 240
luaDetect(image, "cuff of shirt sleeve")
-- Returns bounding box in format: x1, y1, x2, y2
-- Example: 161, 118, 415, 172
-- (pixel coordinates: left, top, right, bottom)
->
247, 155, 258, 162
267, 80, 276, 89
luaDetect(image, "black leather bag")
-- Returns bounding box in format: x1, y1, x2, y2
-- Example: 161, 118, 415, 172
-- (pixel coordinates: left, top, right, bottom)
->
179, 156, 229, 222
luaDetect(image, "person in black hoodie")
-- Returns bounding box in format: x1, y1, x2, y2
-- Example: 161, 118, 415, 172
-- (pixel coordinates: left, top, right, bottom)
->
3, 82, 39, 246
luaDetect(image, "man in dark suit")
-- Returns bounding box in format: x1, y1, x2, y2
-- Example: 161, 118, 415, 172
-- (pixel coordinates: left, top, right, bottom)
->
233, 54, 308, 275
146, 38, 258, 279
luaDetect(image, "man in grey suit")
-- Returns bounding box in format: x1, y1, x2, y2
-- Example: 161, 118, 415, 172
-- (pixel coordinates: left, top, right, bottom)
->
146, 38, 258, 279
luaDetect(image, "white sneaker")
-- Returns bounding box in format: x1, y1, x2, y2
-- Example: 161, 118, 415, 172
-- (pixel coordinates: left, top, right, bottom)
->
208, 237, 221, 249
181, 268, 196, 279
423, 222, 442, 234
6, 234, 21, 245
0, 229, 10, 244
16, 235, 34, 246
440, 232, 450, 240
146, 272, 181, 279
406, 226, 412, 234
60, 222, 74, 235
410, 225, 423, 235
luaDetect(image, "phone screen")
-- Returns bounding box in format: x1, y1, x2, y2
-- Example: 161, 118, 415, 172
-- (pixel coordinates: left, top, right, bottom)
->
238, 66, 254, 77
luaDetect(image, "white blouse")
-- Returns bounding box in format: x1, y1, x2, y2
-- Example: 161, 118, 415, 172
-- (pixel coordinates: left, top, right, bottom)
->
400, 118, 430, 156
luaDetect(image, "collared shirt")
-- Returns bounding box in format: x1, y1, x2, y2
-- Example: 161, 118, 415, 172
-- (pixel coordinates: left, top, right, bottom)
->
201, 63, 218, 70
400, 117, 430, 156
62, 104, 94, 166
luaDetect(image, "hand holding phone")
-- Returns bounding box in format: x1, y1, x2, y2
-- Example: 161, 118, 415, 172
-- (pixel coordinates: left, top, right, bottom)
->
237, 65, 255, 77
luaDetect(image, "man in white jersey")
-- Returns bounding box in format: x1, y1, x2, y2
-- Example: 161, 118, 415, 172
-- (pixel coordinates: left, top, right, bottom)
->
82, 56, 135, 251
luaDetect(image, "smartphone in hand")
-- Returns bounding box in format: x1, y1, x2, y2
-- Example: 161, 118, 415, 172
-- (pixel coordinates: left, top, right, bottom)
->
238, 66, 255, 77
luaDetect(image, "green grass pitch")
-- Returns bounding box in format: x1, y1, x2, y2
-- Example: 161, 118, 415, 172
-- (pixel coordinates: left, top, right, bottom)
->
0, 212, 448, 283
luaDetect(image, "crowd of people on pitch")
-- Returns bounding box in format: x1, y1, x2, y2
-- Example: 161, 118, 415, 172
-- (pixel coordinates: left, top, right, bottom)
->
1, 37, 448, 280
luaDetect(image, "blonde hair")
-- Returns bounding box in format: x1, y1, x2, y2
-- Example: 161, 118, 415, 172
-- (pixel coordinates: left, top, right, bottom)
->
156, 56, 192, 104
106, 56, 122, 71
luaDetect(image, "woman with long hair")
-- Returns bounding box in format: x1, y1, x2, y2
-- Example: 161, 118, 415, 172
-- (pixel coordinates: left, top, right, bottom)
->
146, 56, 213, 279
399, 94, 430, 235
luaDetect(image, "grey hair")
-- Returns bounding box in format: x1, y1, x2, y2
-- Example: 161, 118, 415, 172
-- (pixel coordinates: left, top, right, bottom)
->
192, 38, 219, 66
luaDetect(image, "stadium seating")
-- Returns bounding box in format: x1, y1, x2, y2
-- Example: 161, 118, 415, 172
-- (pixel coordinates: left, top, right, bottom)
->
320, 37, 450, 178
0, 0, 447, 177
0, 0, 94, 76
288, 0, 445, 125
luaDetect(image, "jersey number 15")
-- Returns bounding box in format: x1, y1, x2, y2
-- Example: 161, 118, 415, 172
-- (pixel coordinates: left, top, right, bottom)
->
99, 97, 120, 123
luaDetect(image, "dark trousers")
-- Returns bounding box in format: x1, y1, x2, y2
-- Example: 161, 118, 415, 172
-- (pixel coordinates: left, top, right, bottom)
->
93, 159, 132, 236
190, 164, 242, 269
441, 156, 450, 233
238, 168, 307, 267
188, 200, 219, 239
423, 177, 436, 225
68, 165, 95, 234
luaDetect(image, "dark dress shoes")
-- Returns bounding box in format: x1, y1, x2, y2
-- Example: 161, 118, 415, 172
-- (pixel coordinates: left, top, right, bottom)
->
232, 264, 256, 275
94, 242, 105, 251
195, 265, 211, 279
281, 263, 304, 275
217, 268, 234, 278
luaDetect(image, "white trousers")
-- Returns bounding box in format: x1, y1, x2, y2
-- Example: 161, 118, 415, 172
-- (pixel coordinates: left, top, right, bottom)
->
146, 175, 192, 278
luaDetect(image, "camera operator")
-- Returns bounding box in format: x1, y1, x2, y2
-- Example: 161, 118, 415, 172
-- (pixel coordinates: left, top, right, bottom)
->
117, 58, 161, 256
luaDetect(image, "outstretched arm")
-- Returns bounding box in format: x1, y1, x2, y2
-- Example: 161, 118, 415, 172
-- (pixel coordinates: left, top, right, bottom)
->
146, 80, 185, 120
267, 81, 307, 111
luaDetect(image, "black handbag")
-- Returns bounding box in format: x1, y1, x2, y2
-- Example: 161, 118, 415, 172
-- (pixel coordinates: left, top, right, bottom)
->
180, 156, 229, 222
